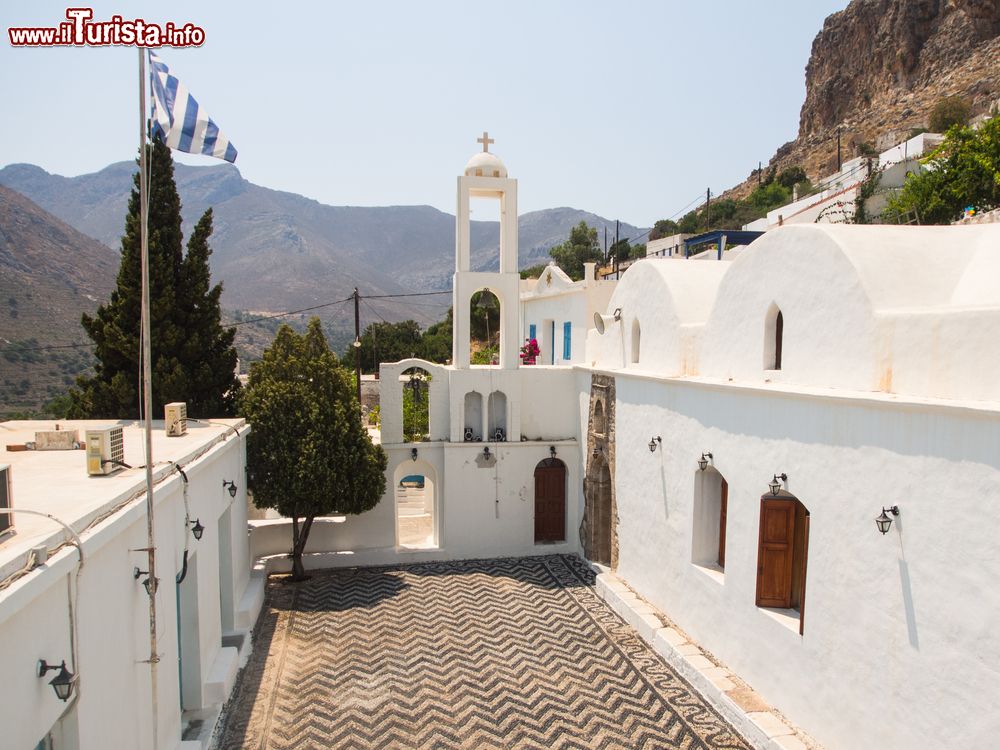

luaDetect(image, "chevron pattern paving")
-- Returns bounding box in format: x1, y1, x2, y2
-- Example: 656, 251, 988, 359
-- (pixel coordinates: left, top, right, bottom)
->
218, 555, 751, 749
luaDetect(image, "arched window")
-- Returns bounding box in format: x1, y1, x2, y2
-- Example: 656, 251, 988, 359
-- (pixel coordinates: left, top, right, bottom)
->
692, 470, 728, 573
463, 391, 483, 441
631, 318, 641, 364
764, 304, 783, 370
487, 390, 507, 441
756, 491, 809, 634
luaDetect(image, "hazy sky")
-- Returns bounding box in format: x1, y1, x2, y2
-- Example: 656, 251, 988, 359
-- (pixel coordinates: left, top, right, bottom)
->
1, 1, 848, 227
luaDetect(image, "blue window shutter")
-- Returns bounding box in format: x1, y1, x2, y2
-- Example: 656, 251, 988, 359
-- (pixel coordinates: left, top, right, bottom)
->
529, 324, 536, 340
563, 321, 572, 360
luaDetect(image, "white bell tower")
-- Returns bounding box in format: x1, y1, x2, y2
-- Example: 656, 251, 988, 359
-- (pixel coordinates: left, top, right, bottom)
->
452, 132, 520, 369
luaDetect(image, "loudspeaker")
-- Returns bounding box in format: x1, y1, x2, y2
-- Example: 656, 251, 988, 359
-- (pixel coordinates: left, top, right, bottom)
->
594, 307, 622, 335
464, 427, 474, 442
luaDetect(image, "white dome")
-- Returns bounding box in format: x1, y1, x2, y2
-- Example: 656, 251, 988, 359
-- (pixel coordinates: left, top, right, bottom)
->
464, 151, 507, 178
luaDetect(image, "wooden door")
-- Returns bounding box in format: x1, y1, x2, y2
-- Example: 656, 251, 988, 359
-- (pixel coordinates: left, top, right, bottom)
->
718, 479, 728, 568
756, 497, 795, 608
534, 460, 566, 542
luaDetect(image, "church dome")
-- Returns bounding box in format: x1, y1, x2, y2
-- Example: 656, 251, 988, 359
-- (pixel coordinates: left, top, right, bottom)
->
464, 151, 507, 178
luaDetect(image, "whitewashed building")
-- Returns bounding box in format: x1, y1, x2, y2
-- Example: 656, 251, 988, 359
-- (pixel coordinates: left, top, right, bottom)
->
584, 223, 1000, 749
519, 262, 615, 365
248, 137, 1000, 749
0, 419, 261, 750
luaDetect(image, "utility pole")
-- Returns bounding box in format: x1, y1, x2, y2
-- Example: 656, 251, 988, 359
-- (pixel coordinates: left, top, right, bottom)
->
706, 187, 711, 209
603, 226, 608, 265
837, 126, 842, 172
758, 161, 762, 187
352, 288, 362, 410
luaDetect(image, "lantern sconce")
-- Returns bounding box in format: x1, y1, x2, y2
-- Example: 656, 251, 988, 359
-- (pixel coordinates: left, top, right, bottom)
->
549, 445, 557, 459
769, 473, 788, 496
189, 518, 204, 541
648, 436, 661, 453
411, 447, 418, 462
222, 479, 238, 498
875, 505, 900, 535
37, 660, 76, 702
482, 446, 492, 461
133, 567, 159, 597
698, 452, 713, 471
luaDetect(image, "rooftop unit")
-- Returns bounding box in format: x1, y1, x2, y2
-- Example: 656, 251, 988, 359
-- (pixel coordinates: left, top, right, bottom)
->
85, 426, 125, 476
164, 402, 188, 437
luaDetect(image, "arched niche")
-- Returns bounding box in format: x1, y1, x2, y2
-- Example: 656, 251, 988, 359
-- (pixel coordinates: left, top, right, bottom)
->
463, 391, 483, 441
487, 390, 507, 441
631, 318, 641, 365
592, 399, 606, 436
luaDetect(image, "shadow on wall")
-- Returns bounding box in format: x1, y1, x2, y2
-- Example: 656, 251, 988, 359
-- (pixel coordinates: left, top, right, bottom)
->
614, 377, 1000, 469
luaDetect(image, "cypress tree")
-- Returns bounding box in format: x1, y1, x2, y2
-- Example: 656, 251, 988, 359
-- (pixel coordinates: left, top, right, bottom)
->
68, 137, 240, 418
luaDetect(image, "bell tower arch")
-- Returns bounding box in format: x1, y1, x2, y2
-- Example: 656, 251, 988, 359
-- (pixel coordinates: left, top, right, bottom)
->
453, 132, 520, 369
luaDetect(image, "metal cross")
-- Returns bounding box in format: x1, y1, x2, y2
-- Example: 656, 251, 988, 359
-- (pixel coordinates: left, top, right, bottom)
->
477, 131, 494, 153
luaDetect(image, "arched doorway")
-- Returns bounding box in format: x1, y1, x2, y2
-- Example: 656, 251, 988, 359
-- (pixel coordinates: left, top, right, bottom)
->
393, 460, 437, 549
534, 458, 566, 543
586, 454, 613, 564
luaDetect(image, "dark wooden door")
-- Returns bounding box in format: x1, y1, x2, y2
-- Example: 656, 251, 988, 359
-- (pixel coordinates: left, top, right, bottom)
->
756, 497, 795, 608
534, 460, 566, 542
718, 479, 728, 568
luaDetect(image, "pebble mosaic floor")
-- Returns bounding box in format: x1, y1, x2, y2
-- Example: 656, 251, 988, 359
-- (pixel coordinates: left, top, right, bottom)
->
217, 555, 752, 750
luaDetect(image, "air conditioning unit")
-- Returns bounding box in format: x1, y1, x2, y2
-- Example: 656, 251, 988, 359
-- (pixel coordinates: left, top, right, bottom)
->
86, 426, 125, 476
0, 465, 13, 539
464, 427, 474, 442
164, 402, 188, 437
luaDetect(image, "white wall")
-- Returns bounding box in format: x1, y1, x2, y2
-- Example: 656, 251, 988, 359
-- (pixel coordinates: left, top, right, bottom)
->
0, 428, 256, 750
605, 372, 1000, 750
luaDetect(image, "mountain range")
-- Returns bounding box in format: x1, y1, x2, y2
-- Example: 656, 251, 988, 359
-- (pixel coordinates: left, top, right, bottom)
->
0, 161, 647, 321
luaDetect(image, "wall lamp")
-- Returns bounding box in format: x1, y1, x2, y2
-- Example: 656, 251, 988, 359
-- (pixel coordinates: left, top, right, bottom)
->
222, 479, 238, 498
133, 567, 159, 597
875, 506, 900, 535
648, 436, 661, 453
37, 660, 76, 702
549, 445, 557, 458
411, 447, 418, 462
698, 452, 713, 471
482, 446, 492, 460
189, 518, 204, 541
769, 473, 788, 496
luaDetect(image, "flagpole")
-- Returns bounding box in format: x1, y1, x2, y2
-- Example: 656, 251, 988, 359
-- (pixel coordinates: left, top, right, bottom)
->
138, 46, 160, 750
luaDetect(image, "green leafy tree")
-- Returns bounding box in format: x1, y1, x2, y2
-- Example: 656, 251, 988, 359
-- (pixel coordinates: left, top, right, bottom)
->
648, 219, 680, 241
629, 243, 647, 260
519, 263, 548, 279
420, 309, 452, 364
549, 221, 603, 280
346, 320, 424, 373
886, 114, 1000, 224
243, 319, 387, 580
929, 95, 971, 134
68, 138, 239, 418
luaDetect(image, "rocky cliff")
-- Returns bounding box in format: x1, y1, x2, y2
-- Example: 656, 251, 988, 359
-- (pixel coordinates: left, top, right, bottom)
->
727, 0, 1000, 198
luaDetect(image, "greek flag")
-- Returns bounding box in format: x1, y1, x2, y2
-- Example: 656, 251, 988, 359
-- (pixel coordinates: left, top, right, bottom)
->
149, 51, 237, 163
